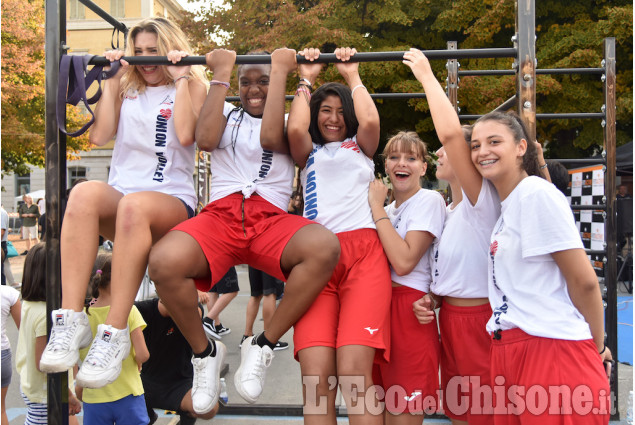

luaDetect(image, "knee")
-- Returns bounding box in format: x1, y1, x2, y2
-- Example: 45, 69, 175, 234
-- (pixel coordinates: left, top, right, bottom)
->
115, 195, 147, 233
64, 181, 104, 218
147, 241, 175, 286
306, 227, 340, 270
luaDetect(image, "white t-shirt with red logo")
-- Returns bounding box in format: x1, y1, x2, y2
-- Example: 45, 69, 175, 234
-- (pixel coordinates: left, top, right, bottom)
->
300, 137, 375, 233
385, 189, 446, 292
209, 103, 295, 211
432, 179, 500, 298
109, 85, 196, 209
486, 176, 592, 340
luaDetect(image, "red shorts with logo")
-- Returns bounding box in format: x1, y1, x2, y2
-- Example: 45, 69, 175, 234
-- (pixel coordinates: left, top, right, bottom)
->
172, 193, 312, 291
374, 286, 441, 414
293, 228, 391, 363
439, 301, 492, 424
491, 328, 610, 425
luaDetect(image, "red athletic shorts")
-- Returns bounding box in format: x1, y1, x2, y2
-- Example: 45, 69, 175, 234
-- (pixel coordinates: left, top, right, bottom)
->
172, 193, 312, 291
293, 228, 391, 363
374, 286, 441, 414
439, 301, 492, 424
490, 328, 610, 425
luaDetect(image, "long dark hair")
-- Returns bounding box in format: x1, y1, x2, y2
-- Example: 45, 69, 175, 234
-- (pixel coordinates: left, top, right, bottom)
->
309, 82, 358, 145
85, 252, 112, 314
473, 111, 541, 178
21, 243, 47, 302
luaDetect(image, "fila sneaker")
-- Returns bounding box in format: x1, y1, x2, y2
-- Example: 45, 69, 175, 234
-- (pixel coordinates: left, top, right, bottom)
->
191, 341, 227, 414
234, 336, 274, 403
40, 309, 92, 373
76, 324, 130, 388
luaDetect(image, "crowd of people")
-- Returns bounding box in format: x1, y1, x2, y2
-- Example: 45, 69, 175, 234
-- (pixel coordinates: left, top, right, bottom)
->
0, 14, 617, 425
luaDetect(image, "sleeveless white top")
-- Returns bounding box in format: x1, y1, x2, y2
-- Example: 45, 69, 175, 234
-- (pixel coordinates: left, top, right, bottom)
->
300, 137, 375, 233
109, 85, 196, 209
209, 103, 294, 211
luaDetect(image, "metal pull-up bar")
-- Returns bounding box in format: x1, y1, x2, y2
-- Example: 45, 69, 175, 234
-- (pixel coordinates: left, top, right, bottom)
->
87, 48, 517, 66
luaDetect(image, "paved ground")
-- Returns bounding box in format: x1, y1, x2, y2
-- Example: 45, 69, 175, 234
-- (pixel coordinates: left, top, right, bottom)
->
3, 235, 633, 424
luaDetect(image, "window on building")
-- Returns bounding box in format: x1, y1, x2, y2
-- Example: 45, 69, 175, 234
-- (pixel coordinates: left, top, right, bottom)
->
69, 166, 87, 188
15, 174, 30, 197
70, 0, 86, 20
111, 0, 125, 18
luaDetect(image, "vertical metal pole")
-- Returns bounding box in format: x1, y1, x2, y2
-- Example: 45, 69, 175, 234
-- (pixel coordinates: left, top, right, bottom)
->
515, 0, 536, 142
196, 150, 210, 213
446, 41, 459, 113
45, 0, 68, 420
602, 37, 618, 420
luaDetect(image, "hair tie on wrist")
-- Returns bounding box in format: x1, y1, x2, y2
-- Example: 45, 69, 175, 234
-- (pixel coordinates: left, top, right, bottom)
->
298, 78, 313, 91
374, 216, 390, 224
96, 269, 103, 275
539, 163, 548, 170
599, 344, 607, 355
173, 75, 190, 84
351, 84, 366, 97
210, 80, 230, 89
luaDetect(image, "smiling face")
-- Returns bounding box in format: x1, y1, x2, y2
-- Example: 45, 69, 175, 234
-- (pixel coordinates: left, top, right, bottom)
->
470, 120, 527, 184
317, 95, 347, 143
435, 146, 456, 183
238, 65, 270, 117
384, 141, 427, 198
133, 31, 166, 87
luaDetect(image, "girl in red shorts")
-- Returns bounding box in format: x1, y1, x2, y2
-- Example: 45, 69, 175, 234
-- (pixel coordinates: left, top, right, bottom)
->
467, 112, 611, 423
262, 47, 392, 425
147, 49, 340, 412
407, 48, 501, 425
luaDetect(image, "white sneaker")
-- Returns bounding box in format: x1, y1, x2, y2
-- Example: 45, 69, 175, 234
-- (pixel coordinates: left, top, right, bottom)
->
234, 336, 274, 403
76, 324, 130, 388
191, 341, 227, 414
40, 309, 92, 373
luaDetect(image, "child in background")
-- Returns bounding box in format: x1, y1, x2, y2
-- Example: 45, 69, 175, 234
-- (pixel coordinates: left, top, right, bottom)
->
77, 252, 150, 425
1, 285, 21, 425
15, 243, 81, 424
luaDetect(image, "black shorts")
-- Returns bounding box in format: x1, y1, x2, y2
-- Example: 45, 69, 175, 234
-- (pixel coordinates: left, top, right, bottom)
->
209, 266, 239, 294
142, 375, 191, 412
248, 266, 284, 297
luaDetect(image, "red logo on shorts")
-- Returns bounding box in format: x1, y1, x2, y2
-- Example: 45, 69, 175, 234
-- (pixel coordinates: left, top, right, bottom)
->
490, 240, 499, 256
160, 109, 172, 120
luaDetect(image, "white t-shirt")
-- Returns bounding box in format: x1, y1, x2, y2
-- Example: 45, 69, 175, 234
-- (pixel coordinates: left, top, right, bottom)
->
432, 180, 500, 297
109, 85, 197, 210
300, 137, 375, 233
385, 189, 446, 292
1, 285, 20, 350
1, 207, 8, 243
486, 176, 592, 340
209, 103, 295, 211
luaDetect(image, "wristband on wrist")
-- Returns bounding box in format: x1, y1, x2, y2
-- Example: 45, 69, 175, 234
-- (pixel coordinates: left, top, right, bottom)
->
599, 344, 607, 355
210, 80, 230, 89
173, 75, 190, 84
351, 84, 366, 97
374, 216, 390, 224
298, 78, 313, 90
539, 163, 548, 170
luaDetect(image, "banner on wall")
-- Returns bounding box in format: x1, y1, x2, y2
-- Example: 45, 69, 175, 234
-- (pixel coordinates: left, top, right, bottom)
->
568, 165, 605, 277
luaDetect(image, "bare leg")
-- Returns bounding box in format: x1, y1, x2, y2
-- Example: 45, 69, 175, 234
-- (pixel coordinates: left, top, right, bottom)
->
244, 295, 262, 336
207, 292, 238, 322
105, 192, 189, 329
148, 231, 211, 354
298, 346, 338, 425
61, 181, 122, 312
1, 387, 8, 425
337, 345, 382, 425
206, 292, 219, 319
261, 293, 276, 330
264, 224, 340, 342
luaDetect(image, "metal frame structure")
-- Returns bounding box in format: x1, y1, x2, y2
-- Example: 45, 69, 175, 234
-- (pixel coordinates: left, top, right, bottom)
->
44, 0, 619, 422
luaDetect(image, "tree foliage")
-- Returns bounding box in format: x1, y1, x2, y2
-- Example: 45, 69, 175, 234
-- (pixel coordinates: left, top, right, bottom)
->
180, 0, 632, 173
1, 0, 91, 175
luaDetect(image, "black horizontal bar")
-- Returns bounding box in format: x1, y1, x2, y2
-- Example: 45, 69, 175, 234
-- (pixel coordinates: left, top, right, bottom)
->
225, 93, 428, 102
585, 250, 606, 256
78, 0, 127, 34
557, 158, 606, 165
460, 113, 605, 120
458, 68, 605, 76
571, 204, 606, 210
87, 48, 517, 66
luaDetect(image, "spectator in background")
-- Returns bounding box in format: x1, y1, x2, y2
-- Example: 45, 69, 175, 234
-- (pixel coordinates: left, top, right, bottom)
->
547, 160, 570, 196
17, 196, 39, 255
287, 191, 303, 215
36, 198, 45, 216
1, 207, 8, 286
617, 184, 631, 199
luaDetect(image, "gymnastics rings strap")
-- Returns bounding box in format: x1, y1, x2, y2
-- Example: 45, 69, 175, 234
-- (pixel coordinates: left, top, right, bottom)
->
57, 55, 120, 137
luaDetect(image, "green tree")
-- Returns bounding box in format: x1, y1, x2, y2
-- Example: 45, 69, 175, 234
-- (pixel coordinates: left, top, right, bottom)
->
180, 0, 632, 173
1, 0, 91, 175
